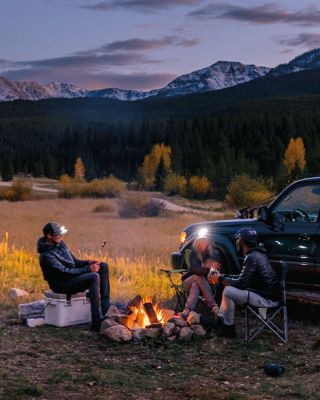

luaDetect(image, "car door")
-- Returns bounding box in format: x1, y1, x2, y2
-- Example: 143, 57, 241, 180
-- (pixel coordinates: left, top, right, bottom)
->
256, 182, 320, 290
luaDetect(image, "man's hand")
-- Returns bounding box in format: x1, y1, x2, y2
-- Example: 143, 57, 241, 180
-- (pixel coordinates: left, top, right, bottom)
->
88, 260, 99, 265
89, 262, 100, 272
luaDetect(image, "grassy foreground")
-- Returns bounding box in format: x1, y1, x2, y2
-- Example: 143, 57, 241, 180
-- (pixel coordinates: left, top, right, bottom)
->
1, 198, 320, 400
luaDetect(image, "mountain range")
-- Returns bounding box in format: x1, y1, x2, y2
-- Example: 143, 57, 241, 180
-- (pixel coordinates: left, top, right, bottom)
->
0, 48, 320, 102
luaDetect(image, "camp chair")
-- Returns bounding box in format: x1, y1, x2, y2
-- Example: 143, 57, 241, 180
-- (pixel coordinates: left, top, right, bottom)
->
160, 249, 192, 312
244, 261, 288, 343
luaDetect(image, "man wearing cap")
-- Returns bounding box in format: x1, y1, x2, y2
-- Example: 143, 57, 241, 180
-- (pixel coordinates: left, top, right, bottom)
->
37, 222, 110, 331
207, 227, 281, 337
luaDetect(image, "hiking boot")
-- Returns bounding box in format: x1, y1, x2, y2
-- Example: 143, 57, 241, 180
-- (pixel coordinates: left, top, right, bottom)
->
200, 314, 223, 336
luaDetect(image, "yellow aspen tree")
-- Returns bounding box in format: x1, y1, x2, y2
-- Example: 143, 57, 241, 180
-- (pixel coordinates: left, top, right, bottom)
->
74, 157, 86, 182
141, 143, 171, 188
283, 137, 306, 175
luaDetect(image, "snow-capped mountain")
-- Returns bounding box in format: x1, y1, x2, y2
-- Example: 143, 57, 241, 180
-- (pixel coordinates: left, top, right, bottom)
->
269, 48, 320, 76
88, 87, 158, 101
5, 48, 320, 102
0, 77, 87, 101
88, 61, 270, 100
155, 61, 270, 97
0, 61, 270, 102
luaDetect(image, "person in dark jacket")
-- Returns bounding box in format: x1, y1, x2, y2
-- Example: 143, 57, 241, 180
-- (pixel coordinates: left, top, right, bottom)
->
181, 234, 224, 318
208, 227, 281, 337
37, 222, 110, 331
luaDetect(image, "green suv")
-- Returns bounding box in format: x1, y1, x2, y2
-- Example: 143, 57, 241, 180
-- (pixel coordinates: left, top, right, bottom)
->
172, 177, 320, 298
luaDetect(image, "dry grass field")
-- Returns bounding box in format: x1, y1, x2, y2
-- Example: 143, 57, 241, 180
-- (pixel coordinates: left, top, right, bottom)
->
1, 196, 320, 400
0, 196, 218, 304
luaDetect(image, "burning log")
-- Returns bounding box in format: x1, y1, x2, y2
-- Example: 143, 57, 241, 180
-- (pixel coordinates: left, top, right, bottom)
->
126, 295, 143, 314
143, 302, 159, 325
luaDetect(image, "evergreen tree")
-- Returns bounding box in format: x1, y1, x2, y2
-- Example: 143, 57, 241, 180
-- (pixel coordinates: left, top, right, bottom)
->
1, 156, 14, 181
155, 156, 167, 191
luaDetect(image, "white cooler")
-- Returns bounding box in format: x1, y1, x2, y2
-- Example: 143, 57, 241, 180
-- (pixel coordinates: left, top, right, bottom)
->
44, 290, 91, 327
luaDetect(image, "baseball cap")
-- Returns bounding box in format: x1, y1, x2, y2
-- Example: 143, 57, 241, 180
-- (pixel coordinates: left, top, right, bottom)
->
235, 227, 258, 242
43, 222, 68, 236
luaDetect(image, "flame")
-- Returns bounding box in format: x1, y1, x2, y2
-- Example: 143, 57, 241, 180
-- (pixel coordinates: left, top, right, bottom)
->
129, 296, 166, 329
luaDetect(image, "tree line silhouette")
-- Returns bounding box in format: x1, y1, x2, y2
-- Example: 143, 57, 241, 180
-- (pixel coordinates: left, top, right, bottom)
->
0, 95, 319, 198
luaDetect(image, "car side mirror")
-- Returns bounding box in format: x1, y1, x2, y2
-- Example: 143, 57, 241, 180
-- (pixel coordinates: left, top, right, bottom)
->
257, 206, 269, 222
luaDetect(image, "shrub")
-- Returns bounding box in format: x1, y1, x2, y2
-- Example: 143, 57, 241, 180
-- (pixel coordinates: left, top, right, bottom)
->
163, 173, 187, 196
143, 198, 166, 217
225, 174, 273, 208
92, 203, 115, 213
118, 195, 165, 218
85, 176, 125, 198
0, 180, 32, 201
188, 176, 211, 199
58, 174, 84, 198
58, 175, 126, 198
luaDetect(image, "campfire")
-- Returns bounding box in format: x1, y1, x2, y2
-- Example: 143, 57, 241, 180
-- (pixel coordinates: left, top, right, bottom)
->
99, 294, 207, 342
128, 296, 166, 329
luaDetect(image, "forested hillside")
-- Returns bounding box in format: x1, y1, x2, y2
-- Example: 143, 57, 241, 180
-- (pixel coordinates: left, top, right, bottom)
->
1, 67, 320, 198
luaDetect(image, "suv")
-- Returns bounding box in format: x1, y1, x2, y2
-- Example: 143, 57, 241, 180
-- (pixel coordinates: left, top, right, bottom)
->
172, 177, 320, 299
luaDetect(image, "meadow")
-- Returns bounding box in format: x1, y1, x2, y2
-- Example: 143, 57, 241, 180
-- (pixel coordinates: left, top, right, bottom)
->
1, 196, 320, 400
0, 196, 214, 304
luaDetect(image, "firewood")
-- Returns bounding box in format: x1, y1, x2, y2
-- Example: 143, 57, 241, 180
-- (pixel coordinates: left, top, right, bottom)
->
143, 302, 159, 324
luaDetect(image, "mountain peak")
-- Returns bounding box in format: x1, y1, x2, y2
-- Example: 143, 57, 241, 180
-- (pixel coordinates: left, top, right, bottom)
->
270, 48, 320, 76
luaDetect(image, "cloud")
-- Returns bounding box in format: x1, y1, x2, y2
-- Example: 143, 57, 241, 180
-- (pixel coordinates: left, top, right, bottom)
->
81, 0, 205, 13
96, 36, 199, 53
188, 3, 320, 26
0, 33, 198, 89
276, 33, 320, 49
1, 63, 175, 90
86, 72, 176, 90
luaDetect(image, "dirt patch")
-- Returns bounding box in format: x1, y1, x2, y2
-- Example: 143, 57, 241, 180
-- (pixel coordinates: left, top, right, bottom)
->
1, 305, 320, 400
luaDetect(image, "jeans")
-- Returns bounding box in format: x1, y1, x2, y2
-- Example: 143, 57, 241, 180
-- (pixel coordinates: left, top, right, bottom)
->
53, 262, 110, 325
219, 286, 279, 326
182, 274, 217, 311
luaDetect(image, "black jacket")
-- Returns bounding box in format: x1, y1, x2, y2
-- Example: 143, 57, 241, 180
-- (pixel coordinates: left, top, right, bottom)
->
37, 237, 91, 291
223, 246, 281, 301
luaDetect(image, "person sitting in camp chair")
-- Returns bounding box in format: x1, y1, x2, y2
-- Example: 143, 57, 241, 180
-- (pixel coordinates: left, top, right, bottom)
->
181, 234, 224, 319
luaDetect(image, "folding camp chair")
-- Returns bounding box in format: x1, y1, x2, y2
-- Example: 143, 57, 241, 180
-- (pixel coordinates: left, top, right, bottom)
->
160, 249, 191, 312
244, 261, 288, 343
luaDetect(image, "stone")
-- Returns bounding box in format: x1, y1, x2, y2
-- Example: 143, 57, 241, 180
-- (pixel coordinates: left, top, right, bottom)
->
144, 328, 160, 339
166, 335, 177, 342
9, 288, 29, 300
169, 315, 188, 328
104, 325, 132, 342
191, 324, 206, 337
179, 327, 193, 341
18, 300, 45, 321
173, 326, 181, 336
132, 328, 145, 342
105, 305, 121, 317
187, 311, 200, 325
100, 318, 119, 334
162, 322, 175, 337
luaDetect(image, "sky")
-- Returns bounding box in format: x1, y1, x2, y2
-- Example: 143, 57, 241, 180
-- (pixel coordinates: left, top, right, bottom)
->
1, 0, 320, 90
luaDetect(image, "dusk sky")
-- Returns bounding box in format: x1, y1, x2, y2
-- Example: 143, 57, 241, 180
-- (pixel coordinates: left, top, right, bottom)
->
1, 0, 320, 90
